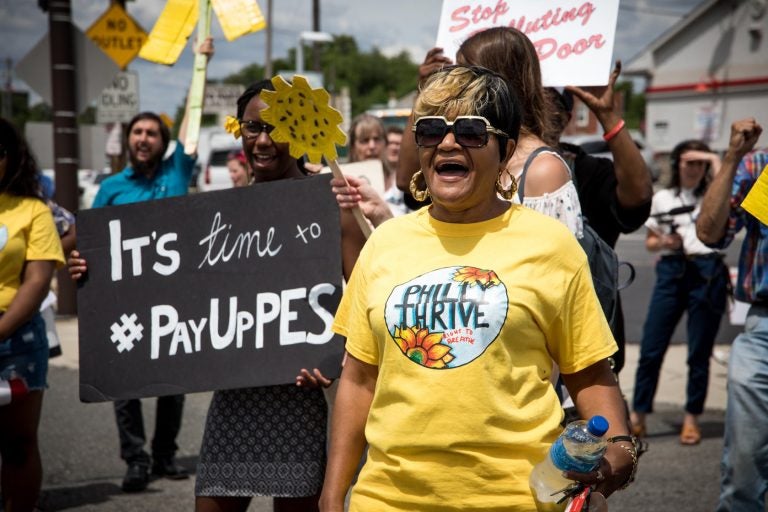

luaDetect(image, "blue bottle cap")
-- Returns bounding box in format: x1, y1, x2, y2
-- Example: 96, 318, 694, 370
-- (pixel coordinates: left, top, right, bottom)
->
587, 415, 609, 436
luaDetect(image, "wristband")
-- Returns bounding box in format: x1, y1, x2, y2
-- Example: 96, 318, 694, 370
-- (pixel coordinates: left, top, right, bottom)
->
602, 119, 626, 142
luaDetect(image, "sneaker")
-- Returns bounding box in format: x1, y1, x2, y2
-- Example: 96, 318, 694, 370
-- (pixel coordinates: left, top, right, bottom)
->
122, 462, 149, 492
712, 348, 730, 366
151, 457, 189, 480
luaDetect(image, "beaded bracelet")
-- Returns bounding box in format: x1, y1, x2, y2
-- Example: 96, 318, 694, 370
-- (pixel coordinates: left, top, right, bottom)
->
607, 435, 638, 490
602, 119, 626, 142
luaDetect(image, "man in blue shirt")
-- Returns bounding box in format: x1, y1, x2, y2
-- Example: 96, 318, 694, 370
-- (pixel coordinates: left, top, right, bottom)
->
696, 117, 767, 512
72, 38, 213, 493
93, 110, 196, 492
92, 113, 195, 208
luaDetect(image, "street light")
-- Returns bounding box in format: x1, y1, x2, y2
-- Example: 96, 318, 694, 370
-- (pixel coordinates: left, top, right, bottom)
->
296, 30, 333, 75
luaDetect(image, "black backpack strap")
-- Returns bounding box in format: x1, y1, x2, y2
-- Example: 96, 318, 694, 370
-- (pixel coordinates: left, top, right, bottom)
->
517, 146, 558, 202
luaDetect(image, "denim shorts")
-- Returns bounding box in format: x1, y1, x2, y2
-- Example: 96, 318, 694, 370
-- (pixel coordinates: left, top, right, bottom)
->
0, 313, 49, 390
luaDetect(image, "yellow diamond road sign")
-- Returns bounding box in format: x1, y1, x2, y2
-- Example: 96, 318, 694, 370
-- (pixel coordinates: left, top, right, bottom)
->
86, 4, 148, 70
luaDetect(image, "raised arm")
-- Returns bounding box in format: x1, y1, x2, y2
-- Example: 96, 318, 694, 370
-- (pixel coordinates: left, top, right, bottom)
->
567, 61, 652, 209
396, 48, 453, 192
696, 118, 763, 245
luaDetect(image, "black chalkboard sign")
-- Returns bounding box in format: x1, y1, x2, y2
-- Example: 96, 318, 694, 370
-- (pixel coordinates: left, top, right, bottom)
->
77, 175, 344, 402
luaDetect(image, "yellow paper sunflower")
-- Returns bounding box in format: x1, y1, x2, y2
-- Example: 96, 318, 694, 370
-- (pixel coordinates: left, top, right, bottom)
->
259, 75, 347, 164
224, 115, 241, 139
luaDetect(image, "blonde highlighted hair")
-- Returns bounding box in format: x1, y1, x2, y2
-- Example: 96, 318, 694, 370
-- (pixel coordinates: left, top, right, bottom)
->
414, 66, 521, 148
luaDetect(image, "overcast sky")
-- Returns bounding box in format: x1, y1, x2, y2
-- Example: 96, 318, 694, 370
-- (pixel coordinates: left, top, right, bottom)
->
1, 0, 705, 116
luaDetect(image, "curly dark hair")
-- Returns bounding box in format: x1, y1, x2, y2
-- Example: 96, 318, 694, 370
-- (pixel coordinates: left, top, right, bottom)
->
236, 79, 275, 119
0, 117, 42, 198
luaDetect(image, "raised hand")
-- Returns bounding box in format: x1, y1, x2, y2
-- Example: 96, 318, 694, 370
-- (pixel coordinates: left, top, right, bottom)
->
419, 47, 453, 87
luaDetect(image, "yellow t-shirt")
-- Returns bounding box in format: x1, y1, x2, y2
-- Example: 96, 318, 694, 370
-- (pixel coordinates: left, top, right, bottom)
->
0, 194, 65, 311
333, 205, 616, 512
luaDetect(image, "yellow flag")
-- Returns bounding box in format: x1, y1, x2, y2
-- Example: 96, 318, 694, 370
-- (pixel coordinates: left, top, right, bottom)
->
139, 0, 198, 65
212, 0, 266, 41
741, 164, 768, 225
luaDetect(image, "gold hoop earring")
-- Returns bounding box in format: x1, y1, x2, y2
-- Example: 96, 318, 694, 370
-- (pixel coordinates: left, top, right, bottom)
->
495, 168, 517, 200
409, 170, 430, 202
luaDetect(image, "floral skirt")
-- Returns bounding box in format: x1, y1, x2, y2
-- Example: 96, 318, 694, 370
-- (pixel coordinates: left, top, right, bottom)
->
195, 384, 327, 498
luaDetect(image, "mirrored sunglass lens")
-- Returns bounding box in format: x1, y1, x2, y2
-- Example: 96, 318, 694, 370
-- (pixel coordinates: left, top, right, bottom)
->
454, 119, 488, 147
417, 119, 448, 146
242, 121, 274, 135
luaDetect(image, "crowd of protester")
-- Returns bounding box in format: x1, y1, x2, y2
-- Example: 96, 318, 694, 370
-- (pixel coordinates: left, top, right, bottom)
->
2, 24, 766, 512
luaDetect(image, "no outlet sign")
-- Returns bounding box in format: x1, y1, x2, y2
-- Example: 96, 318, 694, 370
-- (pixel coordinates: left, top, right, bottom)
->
86, 3, 148, 70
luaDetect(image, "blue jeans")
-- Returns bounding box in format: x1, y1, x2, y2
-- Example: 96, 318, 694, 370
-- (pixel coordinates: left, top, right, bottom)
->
716, 303, 768, 511
0, 313, 49, 390
633, 254, 728, 415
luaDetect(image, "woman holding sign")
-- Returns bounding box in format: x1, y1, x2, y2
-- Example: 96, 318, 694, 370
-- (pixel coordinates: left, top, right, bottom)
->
320, 66, 635, 511
0, 117, 65, 511
194, 80, 366, 512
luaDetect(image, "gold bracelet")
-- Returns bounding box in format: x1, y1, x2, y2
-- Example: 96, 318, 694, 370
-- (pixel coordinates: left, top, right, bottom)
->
607, 436, 638, 490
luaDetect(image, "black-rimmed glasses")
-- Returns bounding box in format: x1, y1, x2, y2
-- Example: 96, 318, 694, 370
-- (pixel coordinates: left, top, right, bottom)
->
412, 116, 508, 148
239, 120, 275, 139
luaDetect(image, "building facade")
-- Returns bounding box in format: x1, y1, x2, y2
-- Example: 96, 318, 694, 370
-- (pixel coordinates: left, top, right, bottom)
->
626, 0, 768, 153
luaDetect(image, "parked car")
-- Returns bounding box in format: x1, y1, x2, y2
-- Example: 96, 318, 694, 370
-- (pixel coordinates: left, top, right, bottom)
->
79, 171, 111, 209
560, 130, 660, 181
40, 168, 111, 209
197, 133, 240, 192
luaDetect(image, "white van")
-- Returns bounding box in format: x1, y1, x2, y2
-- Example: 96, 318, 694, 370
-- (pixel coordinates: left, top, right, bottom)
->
197, 132, 240, 192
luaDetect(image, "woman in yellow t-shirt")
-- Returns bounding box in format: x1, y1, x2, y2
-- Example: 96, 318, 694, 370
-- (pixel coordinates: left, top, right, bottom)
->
319, 67, 634, 512
0, 117, 65, 510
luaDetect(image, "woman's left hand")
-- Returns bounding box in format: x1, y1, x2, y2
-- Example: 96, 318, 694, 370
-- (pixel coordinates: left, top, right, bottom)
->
566, 61, 621, 122
563, 441, 635, 498
296, 368, 334, 389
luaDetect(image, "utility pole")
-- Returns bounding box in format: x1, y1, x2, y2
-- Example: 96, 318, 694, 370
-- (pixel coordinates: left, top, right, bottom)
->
2, 58, 12, 119
312, 0, 321, 71
109, 0, 126, 175
46, 0, 79, 315
265, 0, 273, 78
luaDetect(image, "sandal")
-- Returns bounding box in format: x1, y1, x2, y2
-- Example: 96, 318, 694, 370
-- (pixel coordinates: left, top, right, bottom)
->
631, 422, 646, 438
680, 423, 701, 445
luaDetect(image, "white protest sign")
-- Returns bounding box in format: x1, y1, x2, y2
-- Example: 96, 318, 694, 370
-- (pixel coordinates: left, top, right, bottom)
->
321, 160, 386, 197
435, 0, 620, 86
96, 71, 139, 124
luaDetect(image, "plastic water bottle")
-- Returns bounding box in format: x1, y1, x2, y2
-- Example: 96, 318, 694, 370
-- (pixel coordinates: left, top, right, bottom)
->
529, 415, 609, 507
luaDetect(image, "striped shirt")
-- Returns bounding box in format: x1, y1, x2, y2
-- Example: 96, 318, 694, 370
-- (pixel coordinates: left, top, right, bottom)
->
716, 149, 768, 303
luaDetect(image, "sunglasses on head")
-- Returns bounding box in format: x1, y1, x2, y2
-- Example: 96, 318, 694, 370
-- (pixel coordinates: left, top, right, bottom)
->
239, 120, 275, 139
412, 116, 508, 148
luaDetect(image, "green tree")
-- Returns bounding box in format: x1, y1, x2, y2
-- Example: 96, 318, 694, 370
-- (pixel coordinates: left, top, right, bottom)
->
220, 34, 420, 117
616, 81, 645, 131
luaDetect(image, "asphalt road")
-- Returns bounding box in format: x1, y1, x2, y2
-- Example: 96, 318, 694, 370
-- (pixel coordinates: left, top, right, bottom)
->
32, 230, 743, 512
36, 363, 728, 511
